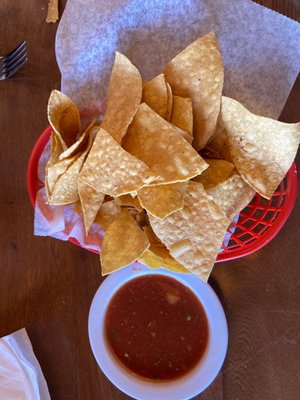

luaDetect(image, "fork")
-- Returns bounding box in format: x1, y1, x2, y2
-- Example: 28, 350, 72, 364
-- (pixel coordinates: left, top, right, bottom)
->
0, 41, 27, 80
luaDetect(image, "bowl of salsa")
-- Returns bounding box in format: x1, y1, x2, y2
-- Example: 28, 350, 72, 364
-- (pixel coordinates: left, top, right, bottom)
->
88, 263, 228, 400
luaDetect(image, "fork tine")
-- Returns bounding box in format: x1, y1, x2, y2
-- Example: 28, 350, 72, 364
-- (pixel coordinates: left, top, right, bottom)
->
5, 57, 28, 79
3, 46, 27, 69
4, 41, 26, 61
4, 52, 27, 73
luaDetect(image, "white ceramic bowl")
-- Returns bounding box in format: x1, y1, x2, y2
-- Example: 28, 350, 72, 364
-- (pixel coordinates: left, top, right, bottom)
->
88, 263, 228, 400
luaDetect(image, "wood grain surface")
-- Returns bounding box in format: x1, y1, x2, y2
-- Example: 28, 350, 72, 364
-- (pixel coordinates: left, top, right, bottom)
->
0, 1, 299, 399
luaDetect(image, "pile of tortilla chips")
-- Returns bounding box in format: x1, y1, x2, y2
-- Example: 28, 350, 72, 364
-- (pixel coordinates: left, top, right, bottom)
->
44, 32, 300, 282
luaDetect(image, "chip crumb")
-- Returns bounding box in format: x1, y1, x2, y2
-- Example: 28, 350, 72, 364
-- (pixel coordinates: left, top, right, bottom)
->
46, 0, 59, 24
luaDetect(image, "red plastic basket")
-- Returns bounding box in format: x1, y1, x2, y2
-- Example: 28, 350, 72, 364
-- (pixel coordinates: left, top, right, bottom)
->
27, 126, 298, 262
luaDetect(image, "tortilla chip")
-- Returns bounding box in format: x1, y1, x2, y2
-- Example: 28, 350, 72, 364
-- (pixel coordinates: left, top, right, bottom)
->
48, 131, 63, 164
172, 125, 193, 144
140, 225, 189, 273
46, 0, 59, 23
142, 74, 168, 119
101, 52, 142, 144
139, 248, 189, 273
193, 159, 234, 190
165, 32, 224, 150
101, 209, 150, 275
142, 225, 162, 246
46, 123, 94, 199
78, 179, 105, 234
148, 181, 229, 281
49, 134, 93, 205
123, 103, 208, 184
222, 96, 300, 198
74, 200, 82, 215
79, 128, 157, 196
114, 194, 143, 211
135, 209, 148, 228
201, 145, 223, 160
171, 96, 193, 137
94, 200, 121, 231
204, 118, 232, 162
48, 90, 81, 149
49, 153, 86, 205
58, 120, 96, 161
206, 170, 255, 221
45, 132, 64, 200
47, 154, 75, 195
138, 182, 188, 219
166, 82, 173, 121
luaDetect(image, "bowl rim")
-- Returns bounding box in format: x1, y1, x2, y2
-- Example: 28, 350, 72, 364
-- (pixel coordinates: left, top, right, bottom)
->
88, 263, 228, 400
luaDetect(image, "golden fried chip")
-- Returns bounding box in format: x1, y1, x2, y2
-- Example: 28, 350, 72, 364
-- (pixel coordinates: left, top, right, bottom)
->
200, 146, 222, 160
48, 131, 63, 164
101, 209, 150, 275
165, 32, 224, 150
46, 0, 59, 23
48, 90, 81, 149
49, 134, 93, 205
171, 96, 193, 137
114, 194, 143, 211
45, 132, 63, 200
148, 181, 229, 281
79, 128, 157, 196
47, 155, 75, 195
166, 82, 173, 121
94, 200, 121, 231
138, 182, 188, 219
50, 153, 86, 205
122, 206, 139, 220
139, 248, 189, 273
74, 200, 82, 215
78, 179, 105, 234
101, 52, 142, 144
46, 123, 95, 199
142, 225, 162, 246
58, 120, 95, 161
140, 225, 189, 273
172, 125, 193, 144
142, 74, 168, 119
193, 158, 234, 189
222, 96, 300, 198
206, 171, 255, 221
135, 209, 148, 228
204, 117, 232, 162
123, 103, 207, 184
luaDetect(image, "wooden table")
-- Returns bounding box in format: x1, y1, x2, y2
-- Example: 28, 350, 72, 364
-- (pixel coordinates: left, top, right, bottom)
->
0, 1, 299, 399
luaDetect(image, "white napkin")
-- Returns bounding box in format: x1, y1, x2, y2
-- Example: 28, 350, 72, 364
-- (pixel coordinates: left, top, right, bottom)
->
0, 329, 51, 400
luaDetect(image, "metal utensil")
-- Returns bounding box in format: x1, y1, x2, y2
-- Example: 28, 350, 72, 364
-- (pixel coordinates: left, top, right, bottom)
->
0, 41, 27, 80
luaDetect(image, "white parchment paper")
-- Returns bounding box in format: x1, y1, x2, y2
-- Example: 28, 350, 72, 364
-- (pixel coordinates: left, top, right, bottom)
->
35, 0, 300, 251
56, 0, 300, 120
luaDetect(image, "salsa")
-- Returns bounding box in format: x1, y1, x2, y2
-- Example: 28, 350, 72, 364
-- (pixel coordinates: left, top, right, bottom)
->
105, 275, 209, 381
